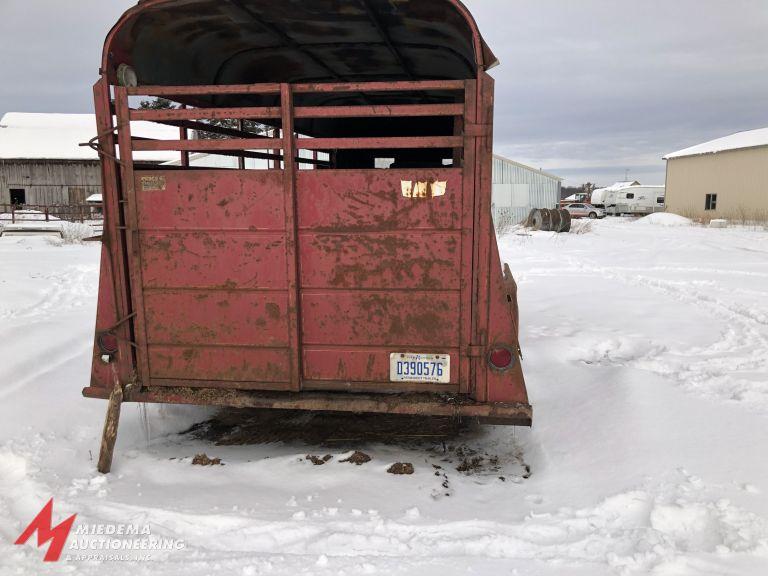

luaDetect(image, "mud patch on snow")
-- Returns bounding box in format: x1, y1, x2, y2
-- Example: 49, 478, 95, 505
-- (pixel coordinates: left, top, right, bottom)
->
191, 453, 223, 466
187, 408, 471, 448
306, 454, 333, 466
387, 462, 414, 475
340, 451, 371, 465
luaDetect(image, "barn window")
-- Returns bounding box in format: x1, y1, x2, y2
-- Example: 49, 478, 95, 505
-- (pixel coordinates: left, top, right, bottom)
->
9, 189, 26, 206
705, 194, 718, 211
625, 193, 635, 199
657, 196, 665, 204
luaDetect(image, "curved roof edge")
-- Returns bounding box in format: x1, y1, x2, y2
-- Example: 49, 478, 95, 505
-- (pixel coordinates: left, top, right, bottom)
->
101, 0, 498, 87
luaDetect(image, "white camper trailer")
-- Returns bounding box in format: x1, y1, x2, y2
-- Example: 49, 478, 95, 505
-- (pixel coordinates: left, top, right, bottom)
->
590, 181, 639, 209
611, 186, 666, 215
591, 181, 665, 215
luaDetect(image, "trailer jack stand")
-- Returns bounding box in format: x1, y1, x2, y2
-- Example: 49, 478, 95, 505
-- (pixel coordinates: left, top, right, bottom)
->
97, 367, 136, 474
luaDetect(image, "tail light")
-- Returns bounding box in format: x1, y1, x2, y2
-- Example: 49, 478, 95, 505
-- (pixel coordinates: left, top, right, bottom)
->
488, 346, 514, 371
97, 331, 119, 356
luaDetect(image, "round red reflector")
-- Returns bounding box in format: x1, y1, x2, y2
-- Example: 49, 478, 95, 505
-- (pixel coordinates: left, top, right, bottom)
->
488, 347, 514, 370
97, 331, 119, 355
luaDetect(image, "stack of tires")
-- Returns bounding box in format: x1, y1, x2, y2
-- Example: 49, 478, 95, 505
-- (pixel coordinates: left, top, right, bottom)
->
526, 208, 572, 232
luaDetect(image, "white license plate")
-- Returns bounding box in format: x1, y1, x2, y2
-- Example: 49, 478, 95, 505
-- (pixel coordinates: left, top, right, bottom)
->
389, 353, 450, 384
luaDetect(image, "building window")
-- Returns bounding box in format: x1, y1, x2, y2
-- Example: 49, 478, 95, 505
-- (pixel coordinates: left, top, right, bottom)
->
705, 194, 718, 211
657, 197, 665, 204
625, 193, 635, 199
9, 189, 26, 206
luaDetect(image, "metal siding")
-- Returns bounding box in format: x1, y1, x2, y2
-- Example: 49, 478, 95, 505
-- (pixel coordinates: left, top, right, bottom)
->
491, 156, 561, 225
666, 147, 768, 221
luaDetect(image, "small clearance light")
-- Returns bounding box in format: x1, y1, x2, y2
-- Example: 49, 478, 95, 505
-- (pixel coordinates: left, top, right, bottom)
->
488, 346, 514, 371
116, 63, 138, 87
97, 331, 119, 356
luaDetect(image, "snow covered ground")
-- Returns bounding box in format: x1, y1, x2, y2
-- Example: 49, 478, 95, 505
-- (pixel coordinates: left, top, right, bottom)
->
1, 219, 768, 575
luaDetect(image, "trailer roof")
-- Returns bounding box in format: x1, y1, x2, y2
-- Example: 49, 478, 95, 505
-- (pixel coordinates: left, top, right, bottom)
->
103, 0, 496, 90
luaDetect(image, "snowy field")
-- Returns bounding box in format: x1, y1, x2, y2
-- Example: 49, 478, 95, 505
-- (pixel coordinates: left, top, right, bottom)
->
1, 218, 768, 575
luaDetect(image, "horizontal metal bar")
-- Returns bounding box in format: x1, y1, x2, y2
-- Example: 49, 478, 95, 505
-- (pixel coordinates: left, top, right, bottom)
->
294, 103, 464, 119
296, 136, 463, 150
131, 107, 282, 121
81, 386, 533, 425
293, 80, 466, 93
125, 80, 465, 98
137, 117, 273, 140
131, 138, 282, 152
126, 84, 282, 96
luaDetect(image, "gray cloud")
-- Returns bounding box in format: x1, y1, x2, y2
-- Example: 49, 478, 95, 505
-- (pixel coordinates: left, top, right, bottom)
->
1, 0, 766, 185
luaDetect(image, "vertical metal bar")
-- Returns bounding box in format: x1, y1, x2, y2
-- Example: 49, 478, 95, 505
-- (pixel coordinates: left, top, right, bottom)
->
179, 104, 190, 167
281, 83, 302, 392
93, 78, 133, 383
271, 127, 281, 169
236, 120, 246, 169
114, 87, 152, 388
461, 80, 477, 396
473, 72, 496, 403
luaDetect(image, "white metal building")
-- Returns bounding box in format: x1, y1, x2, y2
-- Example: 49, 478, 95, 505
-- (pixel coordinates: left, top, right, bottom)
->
491, 154, 562, 226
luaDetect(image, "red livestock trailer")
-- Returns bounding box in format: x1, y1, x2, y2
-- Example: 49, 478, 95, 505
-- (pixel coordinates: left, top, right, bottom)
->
86, 0, 531, 472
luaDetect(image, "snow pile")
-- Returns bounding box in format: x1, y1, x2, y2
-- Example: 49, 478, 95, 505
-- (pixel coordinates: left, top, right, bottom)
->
634, 212, 693, 227
2, 221, 768, 575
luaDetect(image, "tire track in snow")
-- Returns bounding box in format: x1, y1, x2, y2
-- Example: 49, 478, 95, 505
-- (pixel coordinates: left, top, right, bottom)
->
0, 264, 97, 323
536, 254, 768, 412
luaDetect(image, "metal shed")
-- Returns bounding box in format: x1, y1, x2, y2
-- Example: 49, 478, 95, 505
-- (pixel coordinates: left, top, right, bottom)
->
491, 155, 562, 228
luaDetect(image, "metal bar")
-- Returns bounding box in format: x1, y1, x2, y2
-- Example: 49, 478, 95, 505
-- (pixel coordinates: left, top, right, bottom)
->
294, 103, 464, 118
82, 386, 533, 426
473, 73, 495, 403
280, 84, 302, 392
460, 80, 477, 396
296, 136, 462, 150
114, 87, 152, 388
131, 138, 282, 152
293, 80, 466, 93
179, 105, 190, 167
126, 83, 282, 97
94, 79, 134, 385
145, 117, 272, 140
131, 107, 282, 122
236, 120, 246, 170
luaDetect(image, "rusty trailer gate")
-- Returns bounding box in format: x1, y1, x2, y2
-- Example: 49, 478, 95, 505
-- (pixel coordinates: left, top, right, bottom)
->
86, 0, 531, 472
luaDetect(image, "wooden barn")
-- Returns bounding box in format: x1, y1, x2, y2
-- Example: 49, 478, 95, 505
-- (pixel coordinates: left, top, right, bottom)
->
0, 113, 176, 209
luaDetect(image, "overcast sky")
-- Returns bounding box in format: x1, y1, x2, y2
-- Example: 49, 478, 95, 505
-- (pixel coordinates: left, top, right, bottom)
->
1, 0, 767, 186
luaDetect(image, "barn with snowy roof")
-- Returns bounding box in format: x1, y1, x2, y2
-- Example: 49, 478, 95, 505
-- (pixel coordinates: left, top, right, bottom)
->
0, 112, 176, 209
664, 127, 768, 222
